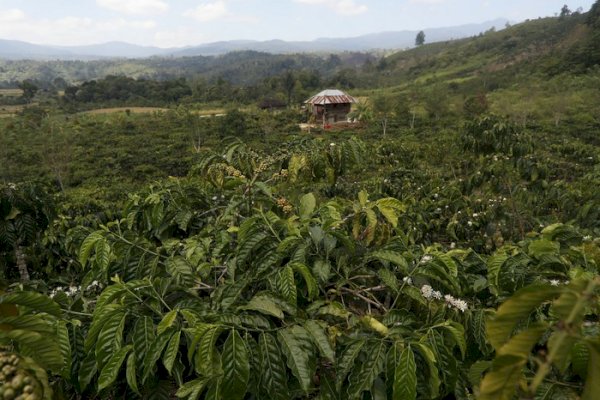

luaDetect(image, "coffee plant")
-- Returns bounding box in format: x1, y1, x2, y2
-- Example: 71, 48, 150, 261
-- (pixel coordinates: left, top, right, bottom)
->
0, 125, 599, 399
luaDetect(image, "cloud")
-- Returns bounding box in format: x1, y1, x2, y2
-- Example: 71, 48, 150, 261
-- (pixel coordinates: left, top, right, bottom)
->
295, 0, 368, 16
0, 10, 157, 46
183, 1, 228, 22
154, 27, 204, 48
96, 0, 169, 15
408, 0, 447, 4
0, 8, 26, 23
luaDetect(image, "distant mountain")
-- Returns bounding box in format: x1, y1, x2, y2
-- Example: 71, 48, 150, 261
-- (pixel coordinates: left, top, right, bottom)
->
0, 19, 508, 60
55, 42, 167, 59
0, 39, 74, 59
171, 19, 509, 56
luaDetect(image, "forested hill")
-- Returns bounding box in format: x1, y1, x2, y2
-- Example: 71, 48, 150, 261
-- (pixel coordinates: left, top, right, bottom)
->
1, 5, 599, 89
0, 51, 374, 88
359, 7, 600, 90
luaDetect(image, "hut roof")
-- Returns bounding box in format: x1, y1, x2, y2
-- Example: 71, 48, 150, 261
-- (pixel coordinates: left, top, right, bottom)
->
304, 89, 358, 105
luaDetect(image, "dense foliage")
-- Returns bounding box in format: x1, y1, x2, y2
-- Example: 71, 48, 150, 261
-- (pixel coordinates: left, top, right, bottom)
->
0, 2, 599, 399
1, 106, 600, 399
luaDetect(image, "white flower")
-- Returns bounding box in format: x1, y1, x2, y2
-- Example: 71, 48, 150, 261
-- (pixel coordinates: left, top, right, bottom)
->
421, 255, 433, 263
453, 299, 468, 312
450, 242, 456, 249
468, 221, 473, 227
212, 196, 218, 201
421, 285, 434, 299
473, 213, 479, 218
403, 277, 413, 285
583, 235, 592, 241
432, 291, 442, 300
550, 279, 560, 286
330, 142, 336, 147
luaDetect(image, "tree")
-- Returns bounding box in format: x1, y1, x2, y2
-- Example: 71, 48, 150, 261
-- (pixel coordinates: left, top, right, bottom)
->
18, 80, 38, 103
559, 4, 572, 19
415, 30, 426, 46
371, 94, 399, 137
588, 0, 600, 28
282, 70, 296, 107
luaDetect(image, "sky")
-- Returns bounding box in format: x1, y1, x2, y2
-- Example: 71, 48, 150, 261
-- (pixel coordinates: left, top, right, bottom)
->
0, 0, 597, 48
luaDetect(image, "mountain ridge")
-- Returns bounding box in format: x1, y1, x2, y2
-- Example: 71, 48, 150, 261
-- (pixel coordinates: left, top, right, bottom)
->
0, 19, 508, 60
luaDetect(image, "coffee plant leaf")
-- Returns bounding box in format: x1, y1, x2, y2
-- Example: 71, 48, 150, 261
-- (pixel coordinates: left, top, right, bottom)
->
392, 345, 417, 400
278, 325, 316, 393
97, 344, 132, 391
221, 329, 250, 400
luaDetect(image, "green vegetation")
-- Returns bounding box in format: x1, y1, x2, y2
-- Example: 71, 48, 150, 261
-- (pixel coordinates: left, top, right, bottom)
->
0, 3, 600, 400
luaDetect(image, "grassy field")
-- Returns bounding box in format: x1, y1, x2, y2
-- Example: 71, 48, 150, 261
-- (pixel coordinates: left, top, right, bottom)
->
0, 104, 25, 117
0, 88, 23, 97
82, 107, 169, 115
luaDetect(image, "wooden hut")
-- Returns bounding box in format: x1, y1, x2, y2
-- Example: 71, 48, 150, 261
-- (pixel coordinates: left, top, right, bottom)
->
305, 89, 358, 126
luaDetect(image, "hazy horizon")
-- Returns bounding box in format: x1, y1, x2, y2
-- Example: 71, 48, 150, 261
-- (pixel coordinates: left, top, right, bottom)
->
0, 0, 596, 48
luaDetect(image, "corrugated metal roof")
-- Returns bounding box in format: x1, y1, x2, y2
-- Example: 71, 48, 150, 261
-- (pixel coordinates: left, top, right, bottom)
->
305, 89, 358, 105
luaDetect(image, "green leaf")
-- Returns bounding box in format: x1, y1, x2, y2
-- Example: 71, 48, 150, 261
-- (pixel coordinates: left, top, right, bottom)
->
176, 377, 210, 400
393, 345, 416, 400
278, 325, 316, 393
259, 333, 288, 400
79, 231, 103, 267
126, 352, 140, 395
300, 193, 316, 220
168, 257, 194, 287
304, 320, 335, 362
412, 343, 440, 398
95, 308, 127, 367
0, 291, 61, 316
358, 190, 369, 207
478, 355, 526, 400
56, 320, 71, 375
275, 266, 297, 306
221, 330, 250, 400
497, 323, 547, 358
582, 340, 600, 400
487, 252, 508, 295
78, 353, 98, 392
195, 325, 222, 377
378, 269, 399, 293
163, 330, 181, 374
571, 341, 590, 378
142, 329, 174, 383
242, 294, 284, 319
468, 361, 492, 388
291, 262, 318, 300
337, 340, 365, 391
157, 309, 178, 335
98, 345, 132, 391
132, 315, 155, 365
94, 239, 111, 271
3, 329, 64, 372
347, 340, 387, 400
436, 322, 467, 360
487, 284, 561, 350
547, 330, 577, 374
369, 251, 408, 274
528, 239, 560, 259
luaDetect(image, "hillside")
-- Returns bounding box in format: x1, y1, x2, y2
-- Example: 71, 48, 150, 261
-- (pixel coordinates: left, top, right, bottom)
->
348, 10, 600, 130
